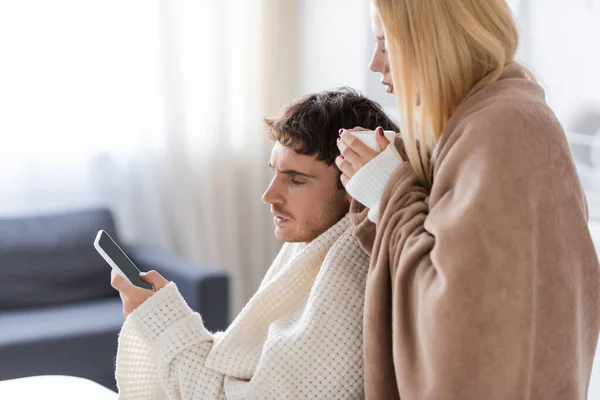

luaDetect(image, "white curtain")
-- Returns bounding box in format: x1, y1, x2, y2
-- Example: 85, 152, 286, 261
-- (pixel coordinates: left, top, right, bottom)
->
0, 0, 299, 315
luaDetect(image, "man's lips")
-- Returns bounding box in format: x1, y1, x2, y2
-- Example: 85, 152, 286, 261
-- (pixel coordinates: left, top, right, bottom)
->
273, 216, 289, 226
271, 209, 292, 225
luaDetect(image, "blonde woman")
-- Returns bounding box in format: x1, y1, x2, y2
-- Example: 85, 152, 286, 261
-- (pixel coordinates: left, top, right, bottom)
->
336, 1, 600, 399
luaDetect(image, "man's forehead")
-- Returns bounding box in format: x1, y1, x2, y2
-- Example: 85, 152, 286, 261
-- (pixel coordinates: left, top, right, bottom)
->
270, 142, 321, 170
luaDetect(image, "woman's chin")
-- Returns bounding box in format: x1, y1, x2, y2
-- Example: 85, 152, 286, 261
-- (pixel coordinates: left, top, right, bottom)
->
386, 84, 394, 94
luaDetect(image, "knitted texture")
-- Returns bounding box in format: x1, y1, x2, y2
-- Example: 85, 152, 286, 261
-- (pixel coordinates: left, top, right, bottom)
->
345, 142, 403, 223
115, 215, 370, 399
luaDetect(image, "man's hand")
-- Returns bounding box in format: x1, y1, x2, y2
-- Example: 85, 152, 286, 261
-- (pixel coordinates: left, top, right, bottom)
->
336, 126, 391, 187
110, 270, 169, 318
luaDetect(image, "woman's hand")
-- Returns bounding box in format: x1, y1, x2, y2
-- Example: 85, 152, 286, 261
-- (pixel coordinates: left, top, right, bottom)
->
111, 270, 169, 318
335, 126, 391, 187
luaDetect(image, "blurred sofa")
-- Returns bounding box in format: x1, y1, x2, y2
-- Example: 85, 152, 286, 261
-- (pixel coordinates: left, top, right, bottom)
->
0, 208, 229, 391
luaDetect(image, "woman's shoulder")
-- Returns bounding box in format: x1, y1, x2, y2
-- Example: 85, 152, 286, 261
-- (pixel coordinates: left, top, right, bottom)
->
437, 76, 569, 170
430, 75, 585, 213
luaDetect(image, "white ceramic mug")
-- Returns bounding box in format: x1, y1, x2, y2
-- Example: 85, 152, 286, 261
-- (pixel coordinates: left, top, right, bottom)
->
350, 130, 396, 151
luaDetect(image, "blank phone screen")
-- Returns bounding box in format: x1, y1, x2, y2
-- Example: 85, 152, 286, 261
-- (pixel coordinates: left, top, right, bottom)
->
98, 232, 153, 290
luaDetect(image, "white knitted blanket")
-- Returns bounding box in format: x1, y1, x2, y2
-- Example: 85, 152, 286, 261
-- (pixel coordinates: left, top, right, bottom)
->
114, 215, 369, 399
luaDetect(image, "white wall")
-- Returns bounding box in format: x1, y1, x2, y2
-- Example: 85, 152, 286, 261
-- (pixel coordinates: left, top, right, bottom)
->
516, 0, 600, 130
298, 0, 369, 94
298, 0, 397, 114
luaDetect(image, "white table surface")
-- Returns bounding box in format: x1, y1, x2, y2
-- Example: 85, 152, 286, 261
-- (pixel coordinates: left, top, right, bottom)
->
0, 375, 117, 400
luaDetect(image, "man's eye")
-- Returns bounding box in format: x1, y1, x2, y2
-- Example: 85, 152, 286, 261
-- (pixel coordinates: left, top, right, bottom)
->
291, 178, 306, 186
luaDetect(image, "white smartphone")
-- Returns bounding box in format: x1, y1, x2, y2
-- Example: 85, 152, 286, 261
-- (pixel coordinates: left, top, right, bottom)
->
94, 230, 154, 290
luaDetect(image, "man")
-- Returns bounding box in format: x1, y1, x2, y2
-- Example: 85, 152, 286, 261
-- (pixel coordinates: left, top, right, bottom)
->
111, 88, 399, 399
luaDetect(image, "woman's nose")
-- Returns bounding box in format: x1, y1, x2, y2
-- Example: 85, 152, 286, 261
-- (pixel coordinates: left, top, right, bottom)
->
369, 52, 379, 73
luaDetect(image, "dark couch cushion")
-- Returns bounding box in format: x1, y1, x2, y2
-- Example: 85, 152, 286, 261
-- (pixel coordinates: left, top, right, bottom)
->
0, 297, 123, 390
0, 208, 120, 310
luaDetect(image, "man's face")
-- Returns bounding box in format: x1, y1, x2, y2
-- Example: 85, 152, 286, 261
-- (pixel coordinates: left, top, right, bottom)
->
262, 142, 350, 243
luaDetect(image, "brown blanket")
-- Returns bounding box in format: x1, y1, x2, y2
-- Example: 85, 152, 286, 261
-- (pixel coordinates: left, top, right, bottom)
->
351, 64, 600, 400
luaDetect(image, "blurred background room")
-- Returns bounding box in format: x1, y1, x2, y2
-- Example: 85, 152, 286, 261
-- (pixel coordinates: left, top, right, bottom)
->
0, 0, 599, 395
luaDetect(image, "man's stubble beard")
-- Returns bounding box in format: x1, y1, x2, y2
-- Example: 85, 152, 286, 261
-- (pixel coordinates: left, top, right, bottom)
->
287, 190, 349, 243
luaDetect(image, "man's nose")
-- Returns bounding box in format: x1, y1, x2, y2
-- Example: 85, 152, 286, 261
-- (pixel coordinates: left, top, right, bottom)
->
262, 178, 281, 205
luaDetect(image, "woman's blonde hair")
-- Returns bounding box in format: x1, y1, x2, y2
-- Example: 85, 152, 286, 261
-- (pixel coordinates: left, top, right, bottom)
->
374, 0, 529, 187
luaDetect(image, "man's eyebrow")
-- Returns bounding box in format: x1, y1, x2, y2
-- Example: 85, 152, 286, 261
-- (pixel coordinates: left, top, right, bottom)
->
281, 170, 317, 179
268, 162, 317, 179
376, 35, 385, 41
